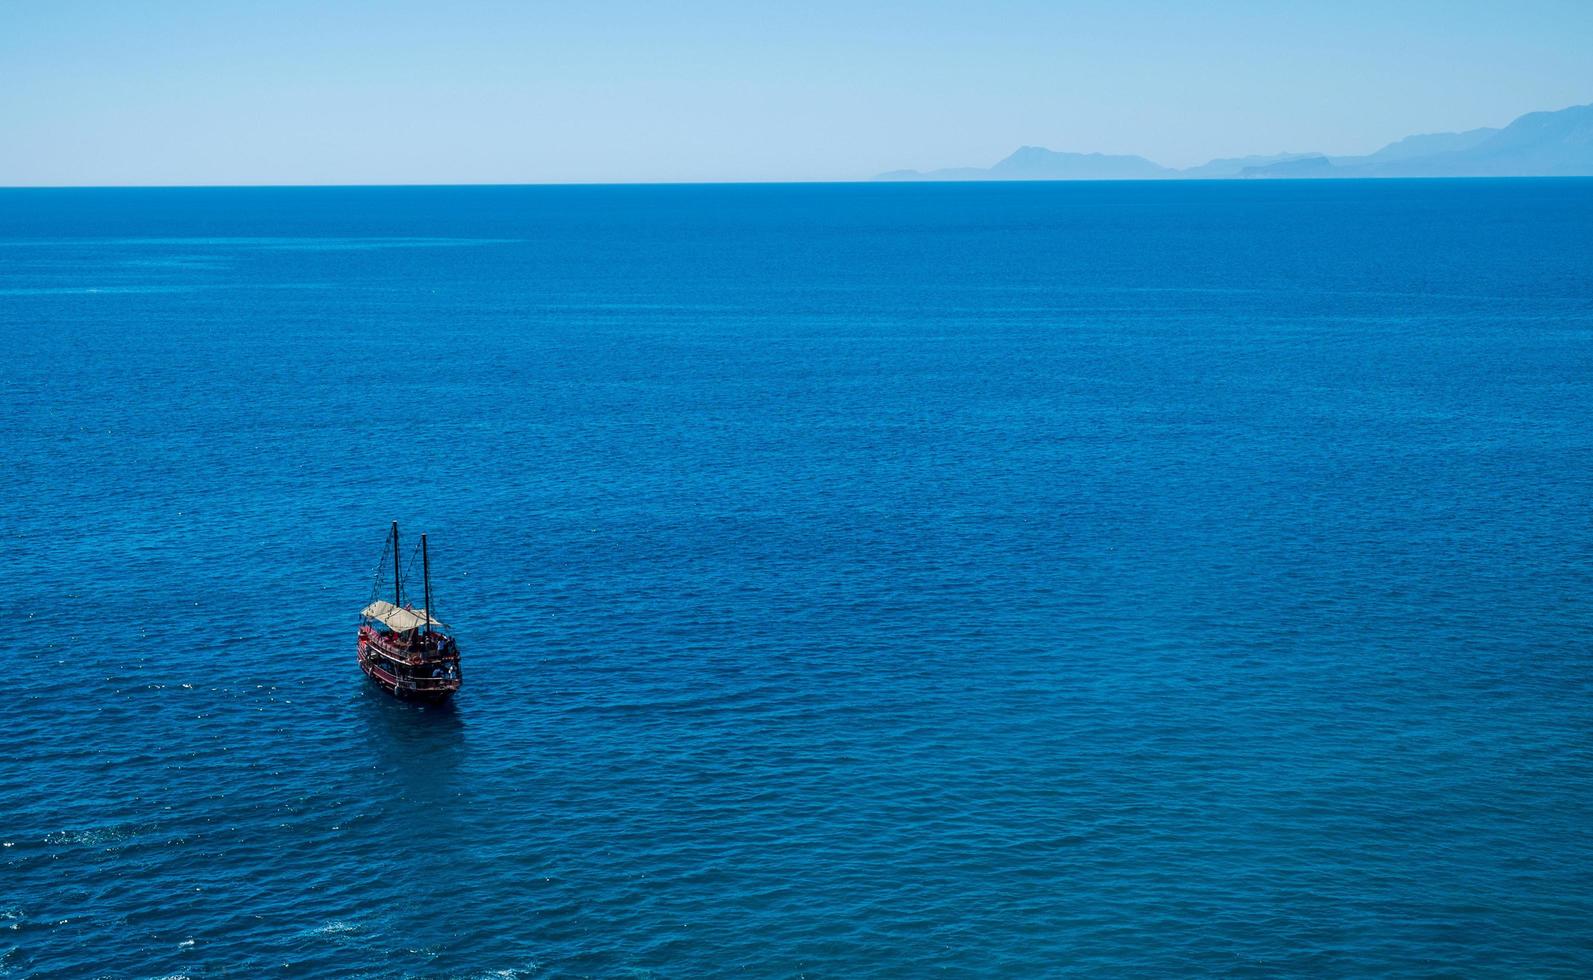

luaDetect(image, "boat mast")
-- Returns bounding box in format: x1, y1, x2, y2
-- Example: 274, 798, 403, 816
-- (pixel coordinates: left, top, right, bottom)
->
391, 520, 403, 607
421, 533, 433, 637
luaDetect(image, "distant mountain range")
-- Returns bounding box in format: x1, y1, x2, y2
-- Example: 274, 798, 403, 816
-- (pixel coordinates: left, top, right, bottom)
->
877, 103, 1593, 180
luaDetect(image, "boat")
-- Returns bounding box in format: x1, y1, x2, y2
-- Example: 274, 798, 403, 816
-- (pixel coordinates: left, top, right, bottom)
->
357, 521, 462, 702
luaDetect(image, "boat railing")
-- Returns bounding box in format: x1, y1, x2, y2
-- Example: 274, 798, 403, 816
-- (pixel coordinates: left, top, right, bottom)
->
363, 633, 455, 659
400, 676, 460, 690
366, 666, 459, 690
369, 654, 461, 671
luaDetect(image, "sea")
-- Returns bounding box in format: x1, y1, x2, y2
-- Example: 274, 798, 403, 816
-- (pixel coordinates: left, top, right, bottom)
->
3, 179, 1593, 977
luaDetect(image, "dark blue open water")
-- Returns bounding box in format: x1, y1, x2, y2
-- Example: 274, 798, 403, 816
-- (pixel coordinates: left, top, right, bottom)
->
4, 180, 1593, 977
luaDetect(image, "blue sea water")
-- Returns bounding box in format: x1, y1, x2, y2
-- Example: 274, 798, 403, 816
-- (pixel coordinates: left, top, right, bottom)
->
3, 179, 1593, 977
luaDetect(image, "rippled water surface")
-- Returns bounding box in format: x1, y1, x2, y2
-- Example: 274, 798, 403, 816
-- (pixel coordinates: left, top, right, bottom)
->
4, 181, 1593, 977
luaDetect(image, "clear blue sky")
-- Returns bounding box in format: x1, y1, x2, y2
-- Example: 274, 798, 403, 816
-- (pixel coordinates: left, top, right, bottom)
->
4, 0, 1591, 185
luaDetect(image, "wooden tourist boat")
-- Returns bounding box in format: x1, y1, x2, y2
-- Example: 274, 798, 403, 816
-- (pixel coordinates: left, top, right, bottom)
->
358, 521, 462, 702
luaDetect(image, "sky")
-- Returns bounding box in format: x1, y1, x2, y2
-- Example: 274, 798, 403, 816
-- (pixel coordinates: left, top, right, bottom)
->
3, 0, 1591, 185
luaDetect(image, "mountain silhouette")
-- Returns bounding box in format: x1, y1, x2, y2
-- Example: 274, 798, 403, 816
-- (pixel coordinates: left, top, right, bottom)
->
878, 103, 1593, 180
879, 146, 1171, 181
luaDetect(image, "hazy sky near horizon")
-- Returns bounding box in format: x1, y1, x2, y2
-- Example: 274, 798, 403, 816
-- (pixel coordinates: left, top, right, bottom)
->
4, 0, 1592, 185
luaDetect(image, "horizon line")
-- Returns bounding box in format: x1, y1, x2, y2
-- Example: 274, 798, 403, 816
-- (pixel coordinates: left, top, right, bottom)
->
5, 175, 1592, 192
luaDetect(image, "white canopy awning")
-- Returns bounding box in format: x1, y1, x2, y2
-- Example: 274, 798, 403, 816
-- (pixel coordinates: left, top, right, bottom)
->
362, 601, 447, 632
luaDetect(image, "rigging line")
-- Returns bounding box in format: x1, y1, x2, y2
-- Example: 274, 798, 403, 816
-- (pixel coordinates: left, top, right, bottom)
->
367, 533, 393, 605
400, 539, 423, 605
372, 539, 391, 589
365, 529, 400, 617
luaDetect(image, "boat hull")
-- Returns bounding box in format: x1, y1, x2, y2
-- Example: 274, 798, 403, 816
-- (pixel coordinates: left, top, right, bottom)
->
357, 626, 461, 703
358, 656, 458, 703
